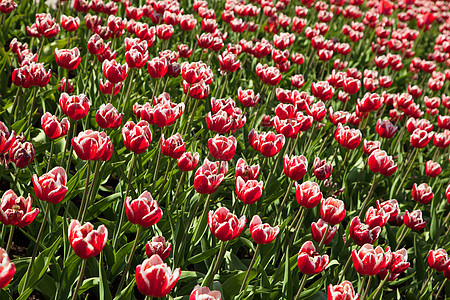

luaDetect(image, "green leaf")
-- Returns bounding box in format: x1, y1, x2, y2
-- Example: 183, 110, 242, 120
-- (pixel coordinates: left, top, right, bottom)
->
99, 253, 113, 300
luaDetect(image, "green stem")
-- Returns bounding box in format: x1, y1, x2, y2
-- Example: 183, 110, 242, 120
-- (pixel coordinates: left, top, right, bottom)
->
317, 223, 330, 252
80, 160, 102, 223
339, 255, 353, 282
26, 87, 38, 138
362, 276, 373, 300
357, 175, 379, 219
121, 69, 134, 111
394, 148, 418, 195
72, 258, 87, 300
293, 274, 308, 300
46, 139, 55, 173
358, 276, 367, 296
436, 278, 447, 297
5, 226, 14, 254
76, 161, 91, 220
116, 225, 143, 295
206, 241, 227, 288
239, 244, 260, 294
170, 172, 185, 213
372, 271, 390, 300
395, 227, 410, 251
275, 180, 294, 224
110, 83, 116, 103
65, 120, 78, 175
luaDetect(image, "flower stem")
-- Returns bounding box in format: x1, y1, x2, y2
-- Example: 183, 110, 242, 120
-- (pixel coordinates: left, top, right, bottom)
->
394, 148, 418, 195
339, 255, 353, 282
5, 226, 14, 254
170, 171, 185, 213
116, 225, 143, 295
293, 274, 308, 300
113, 153, 137, 249
110, 83, 116, 104
65, 120, 78, 175
26, 87, 38, 138
80, 160, 102, 223
72, 258, 87, 300
372, 271, 390, 300
436, 278, 447, 297
76, 161, 91, 221
239, 244, 260, 294
317, 223, 330, 252
46, 139, 55, 173
206, 241, 228, 288
21, 202, 50, 293
357, 175, 379, 219
418, 269, 434, 297
275, 180, 294, 224
122, 69, 135, 111
362, 276, 373, 300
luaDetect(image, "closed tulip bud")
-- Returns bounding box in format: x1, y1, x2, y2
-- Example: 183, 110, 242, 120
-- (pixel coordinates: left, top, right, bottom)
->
327, 281, 359, 300
320, 197, 346, 225
424, 160, 441, 177
297, 241, 329, 275
295, 181, 322, 208
9, 138, 35, 168
96, 103, 123, 129
145, 236, 172, 261
357, 92, 382, 112
72, 130, 113, 161
0, 121, 16, 154
59, 93, 91, 120
208, 135, 236, 161
189, 285, 221, 300
412, 183, 433, 204
248, 130, 285, 157
177, 152, 199, 172
147, 56, 168, 78
379, 199, 400, 223
41, 112, 70, 139
312, 81, 334, 101
102, 59, 128, 84
376, 119, 398, 139
125, 48, 149, 69
61, 14, 80, 32
364, 204, 389, 228
87, 34, 105, 55
312, 157, 333, 181
32, 167, 67, 204
135, 255, 180, 297
428, 249, 450, 271
236, 176, 263, 205
284, 155, 308, 181
368, 150, 398, 177
0, 248, 15, 289
208, 207, 246, 241
249, 215, 279, 244
343, 77, 361, 95
410, 128, 433, 148
433, 131, 450, 149
363, 139, 380, 155
54, 48, 81, 70
122, 121, 152, 154
307, 101, 327, 122
350, 217, 381, 246
125, 191, 162, 228
194, 159, 227, 194
404, 209, 426, 231
311, 219, 337, 245
352, 244, 389, 276
160, 133, 186, 159
0, 190, 39, 227
235, 158, 260, 181
335, 124, 362, 150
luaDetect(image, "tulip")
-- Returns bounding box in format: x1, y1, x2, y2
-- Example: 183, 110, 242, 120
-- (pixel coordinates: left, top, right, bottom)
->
208, 135, 236, 161
61, 15, 80, 32
125, 48, 149, 69
208, 207, 246, 241
160, 133, 186, 159
59, 93, 91, 120
349, 217, 381, 246
297, 241, 329, 275
352, 244, 389, 276
102, 59, 128, 84
125, 191, 162, 228
335, 124, 362, 149
311, 219, 337, 245
236, 176, 263, 205
376, 119, 398, 139
87, 34, 105, 55
327, 281, 359, 300
194, 159, 228, 194
248, 129, 285, 157
145, 236, 172, 261
135, 255, 180, 297
412, 183, 433, 205
219, 51, 241, 73
387, 248, 410, 274
364, 205, 389, 228
9, 138, 35, 168
122, 121, 152, 154
177, 152, 200, 172
363, 139, 380, 155
95, 103, 123, 129
54, 48, 81, 70
235, 158, 260, 181
428, 249, 450, 271
424, 160, 441, 178
190, 285, 221, 300
0, 190, 39, 227
283, 155, 308, 181
410, 128, 433, 148
312, 157, 333, 181
312, 81, 334, 101
320, 197, 346, 225
35, 13, 60, 38
41, 112, 70, 139
32, 167, 67, 204
368, 149, 398, 177
99, 79, 122, 96
72, 130, 113, 161
295, 181, 322, 209
147, 56, 168, 79
57, 77, 74, 93
68, 220, 108, 259
0, 122, 16, 154
404, 209, 426, 231
249, 215, 279, 244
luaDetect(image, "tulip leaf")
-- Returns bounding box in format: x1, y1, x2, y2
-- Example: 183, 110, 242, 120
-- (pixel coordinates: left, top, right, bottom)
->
99, 253, 113, 300
112, 278, 135, 300
111, 242, 134, 278
414, 236, 425, 282
186, 244, 220, 265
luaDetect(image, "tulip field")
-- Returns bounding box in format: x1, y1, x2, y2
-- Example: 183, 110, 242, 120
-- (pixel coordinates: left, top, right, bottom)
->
1, 0, 450, 299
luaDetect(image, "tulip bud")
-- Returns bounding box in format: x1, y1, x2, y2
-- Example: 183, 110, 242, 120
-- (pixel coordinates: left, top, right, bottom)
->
41, 112, 70, 139
320, 197, 346, 225
208, 135, 236, 161
311, 219, 337, 245
145, 236, 172, 261
125, 191, 162, 228
404, 209, 426, 231
189, 285, 221, 300
249, 215, 279, 244
32, 167, 68, 204
349, 216, 381, 246
160, 133, 186, 159
236, 176, 263, 205
327, 281, 359, 300
297, 241, 329, 275
122, 121, 152, 154
352, 244, 389, 276
412, 183, 433, 204
428, 249, 450, 271
177, 152, 200, 172
283, 155, 308, 181
295, 181, 322, 208
208, 207, 246, 241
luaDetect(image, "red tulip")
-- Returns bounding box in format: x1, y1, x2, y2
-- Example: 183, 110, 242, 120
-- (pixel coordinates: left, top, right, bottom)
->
297, 241, 329, 275
410, 128, 433, 148
343, 76, 361, 95
412, 183, 433, 205
147, 56, 168, 78
59, 93, 91, 120
327, 281, 359, 300
0, 190, 39, 227
72, 130, 113, 161
99, 79, 122, 95
349, 216, 381, 246
218, 51, 241, 73
320, 197, 346, 225
335, 123, 362, 149
428, 249, 450, 271
283, 155, 308, 181
249, 215, 279, 244
376, 119, 398, 139
194, 159, 227, 194
352, 244, 389, 276
9, 138, 35, 168
357, 92, 382, 112
364, 205, 389, 228
54, 48, 81, 70
235, 158, 260, 181
177, 152, 200, 172
125, 48, 149, 69
208, 135, 236, 161
57, 77, 74, 93
68, 220, 107, 259
236, 176, 263, 205
32, 167, 67, 204
189, 285, 221, 300
424, 160, 441, 178
96, 103, 123, 129
386, 248, 410, 274
35, 13, 60, 38
0, 121, 16, 154
87, 34, 105, 55
208, 207, 246, 241
135, 254, 180, 297
102, 59, 128, 84
125, 191, 162, 228
0, 0, 17, 14
60, 14, 80, 32
404, 209, 426, 231
145, 236, 172, 260
311, 219, 337, 245
312, 157, 333, 181
312, 81, 334, 101
122, 121, 152, 154
368, 149, 398, 177
307, 101, 327, 122
362, 139, 380, 155
295, 181, 322, 208
41, 112, 70, 139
